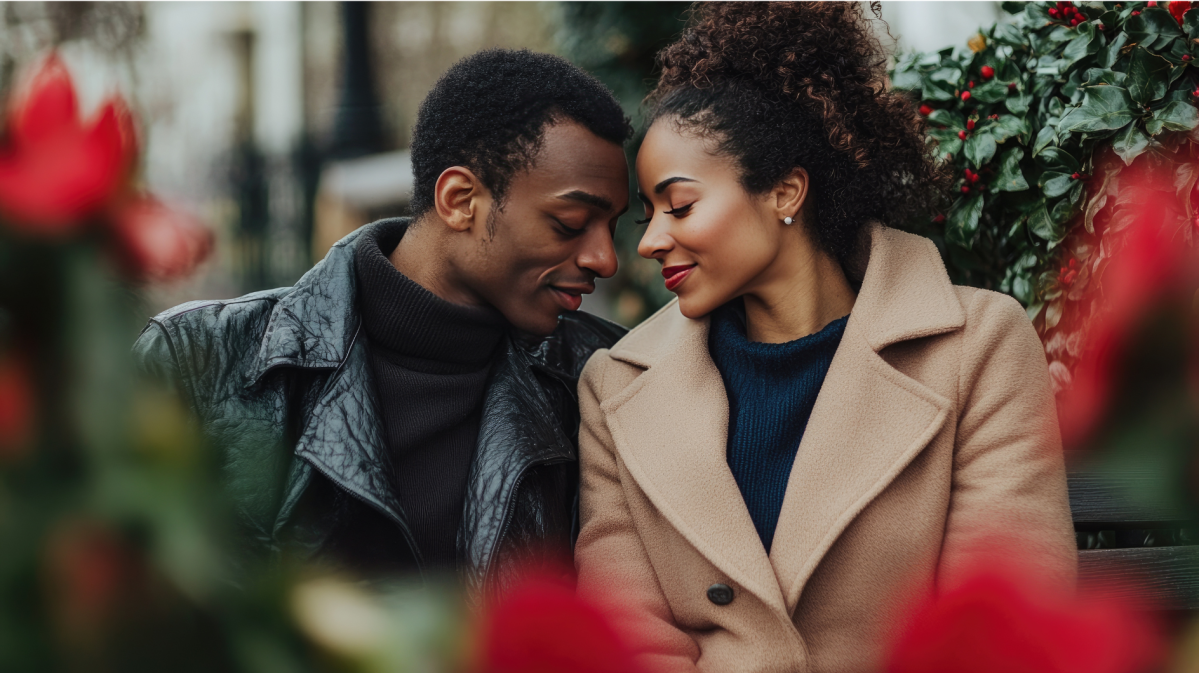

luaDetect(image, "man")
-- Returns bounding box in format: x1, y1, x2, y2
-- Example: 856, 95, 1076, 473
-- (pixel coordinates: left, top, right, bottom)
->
133, 49, 631, 596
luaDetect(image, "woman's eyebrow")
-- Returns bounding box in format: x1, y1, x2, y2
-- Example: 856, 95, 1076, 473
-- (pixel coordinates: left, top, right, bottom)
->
654, 176, 697, 194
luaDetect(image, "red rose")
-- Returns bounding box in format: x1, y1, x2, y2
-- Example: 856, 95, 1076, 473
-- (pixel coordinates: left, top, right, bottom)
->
0, 351, 33, 461
0, 54, 137, 237
476, 576, 648, 673
886, 559, 1163, 673
106, 198, 213, 282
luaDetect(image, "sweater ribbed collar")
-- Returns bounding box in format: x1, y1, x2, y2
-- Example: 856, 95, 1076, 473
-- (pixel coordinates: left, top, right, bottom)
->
354, 220, 505, 368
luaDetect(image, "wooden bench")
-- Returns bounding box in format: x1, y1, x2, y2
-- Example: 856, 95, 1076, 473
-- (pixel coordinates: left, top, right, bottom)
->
1070, 466, 1199, 610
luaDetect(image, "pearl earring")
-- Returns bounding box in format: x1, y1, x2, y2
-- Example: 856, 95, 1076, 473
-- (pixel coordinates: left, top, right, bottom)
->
783, 216, 794, 225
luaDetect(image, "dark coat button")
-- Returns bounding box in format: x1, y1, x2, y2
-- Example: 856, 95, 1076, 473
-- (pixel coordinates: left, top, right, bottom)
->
707, 583, 734, 605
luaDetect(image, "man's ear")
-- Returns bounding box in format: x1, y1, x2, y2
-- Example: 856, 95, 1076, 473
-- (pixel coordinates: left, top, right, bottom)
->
773, 167, 810, 223
433, 166, 489, 233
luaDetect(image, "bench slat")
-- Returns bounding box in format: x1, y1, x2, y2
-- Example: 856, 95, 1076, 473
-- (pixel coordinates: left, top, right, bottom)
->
1078, 547, 1199, 610
1068, 468, 1192, 528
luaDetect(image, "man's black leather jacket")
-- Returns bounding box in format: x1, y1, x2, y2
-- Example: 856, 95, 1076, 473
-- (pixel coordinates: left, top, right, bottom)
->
132, 219, 626, 596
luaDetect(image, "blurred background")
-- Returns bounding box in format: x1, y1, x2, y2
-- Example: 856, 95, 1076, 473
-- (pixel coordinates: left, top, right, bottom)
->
0, 0, 1006, 326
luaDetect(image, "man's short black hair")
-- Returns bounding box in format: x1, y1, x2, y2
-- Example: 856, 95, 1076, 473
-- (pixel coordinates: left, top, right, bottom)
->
409, 49, 632, 219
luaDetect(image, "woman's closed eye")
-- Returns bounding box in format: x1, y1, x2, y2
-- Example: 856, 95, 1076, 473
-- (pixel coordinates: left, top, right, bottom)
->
634, 203, 693, 225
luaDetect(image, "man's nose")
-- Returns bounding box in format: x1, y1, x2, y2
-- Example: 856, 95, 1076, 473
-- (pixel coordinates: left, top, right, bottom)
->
578, 225, 619, 279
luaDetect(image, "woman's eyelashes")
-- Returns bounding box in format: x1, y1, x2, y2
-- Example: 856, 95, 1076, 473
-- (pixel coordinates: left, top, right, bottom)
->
634, 202, 693, 225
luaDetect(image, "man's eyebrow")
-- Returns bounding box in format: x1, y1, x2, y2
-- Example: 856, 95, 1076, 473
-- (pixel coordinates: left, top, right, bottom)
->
558, 190, 613, 212
654, 176, 697, 194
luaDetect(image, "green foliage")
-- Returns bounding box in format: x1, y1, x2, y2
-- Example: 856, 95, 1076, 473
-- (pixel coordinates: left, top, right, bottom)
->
893, 0, 1199, 327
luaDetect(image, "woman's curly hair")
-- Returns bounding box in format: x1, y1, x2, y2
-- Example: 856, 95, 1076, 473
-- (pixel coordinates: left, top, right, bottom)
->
647, 2, 948, 268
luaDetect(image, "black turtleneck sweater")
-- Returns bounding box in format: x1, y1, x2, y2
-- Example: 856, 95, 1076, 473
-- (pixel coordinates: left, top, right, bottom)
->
354, 221, 505, 570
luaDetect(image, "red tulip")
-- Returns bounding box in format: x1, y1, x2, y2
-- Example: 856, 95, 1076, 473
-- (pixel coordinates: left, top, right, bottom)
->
886, 559, 1163, 673
0, 54, 138, 237
476, 575, 648, 673
0, 351, 33, 461
106, 198, 213, 282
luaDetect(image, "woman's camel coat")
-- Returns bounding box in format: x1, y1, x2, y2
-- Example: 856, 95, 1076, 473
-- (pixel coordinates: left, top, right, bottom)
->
574, 225, 1077, 673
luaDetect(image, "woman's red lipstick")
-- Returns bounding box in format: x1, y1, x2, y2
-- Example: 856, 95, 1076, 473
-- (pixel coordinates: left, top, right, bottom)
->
662, 264, 696, 292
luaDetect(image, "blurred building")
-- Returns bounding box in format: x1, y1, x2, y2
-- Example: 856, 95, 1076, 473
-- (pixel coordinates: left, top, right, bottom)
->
0, 1, 1003, 319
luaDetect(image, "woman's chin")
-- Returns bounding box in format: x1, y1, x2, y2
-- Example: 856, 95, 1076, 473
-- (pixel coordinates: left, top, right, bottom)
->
676, 293, 719, 320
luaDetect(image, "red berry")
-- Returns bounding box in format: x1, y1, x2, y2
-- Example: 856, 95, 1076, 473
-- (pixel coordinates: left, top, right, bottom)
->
1071, 172, 1081, 180
1098, 23, 1106, 29
989, 113, 999, 120
932, 214, 946, 224
1185, 55, 1193, 62
965, 168, 974, 179
967, 119, 976, 130
981, 65, 995, 79
958, 130, 968, 140
1071, 16, 1081, 25
1049, 7, 1060, 16
1008, 82, 1017, 91
961, 185, 971, 193
1132, 10, 1141, 15
1148, 1, 1157, 6
920, 104, 933, 115
962, 91, 972, 101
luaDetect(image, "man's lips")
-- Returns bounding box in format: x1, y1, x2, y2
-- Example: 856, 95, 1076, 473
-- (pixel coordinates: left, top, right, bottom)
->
662, 264, 696, 292
549, 284, 592, 312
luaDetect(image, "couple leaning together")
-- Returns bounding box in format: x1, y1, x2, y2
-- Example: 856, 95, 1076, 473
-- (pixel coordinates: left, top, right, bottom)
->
134, 4, 1076, 672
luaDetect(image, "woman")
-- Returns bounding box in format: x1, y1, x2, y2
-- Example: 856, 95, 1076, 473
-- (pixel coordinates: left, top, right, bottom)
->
574, 4, 1077, 672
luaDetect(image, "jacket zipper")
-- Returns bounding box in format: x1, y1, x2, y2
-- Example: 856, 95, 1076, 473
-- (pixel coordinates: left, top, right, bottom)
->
483, 455, 571, 593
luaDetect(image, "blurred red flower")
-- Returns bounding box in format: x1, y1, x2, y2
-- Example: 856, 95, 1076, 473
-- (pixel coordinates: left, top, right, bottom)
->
887, 560, 1163, 673
0, 54, 138, 236
1057, 189, 1197, 448
0, 351, 33, 460
476, 575, 648, 673
107, 198, 213, 282
44, 521, 141, 635
1169, 1, 1194, 24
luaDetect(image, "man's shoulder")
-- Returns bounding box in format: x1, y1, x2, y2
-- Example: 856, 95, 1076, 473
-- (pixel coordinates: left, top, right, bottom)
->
530, 311, 628, 380
132, 287, 292, 386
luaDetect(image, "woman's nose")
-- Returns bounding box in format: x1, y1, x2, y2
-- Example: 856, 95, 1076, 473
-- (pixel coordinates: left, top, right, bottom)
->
637, 216, 673, 260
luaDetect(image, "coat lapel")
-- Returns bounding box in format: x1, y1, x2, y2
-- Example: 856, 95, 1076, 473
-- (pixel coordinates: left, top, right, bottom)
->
603, 311, 786, 613
769, 225, 964, 613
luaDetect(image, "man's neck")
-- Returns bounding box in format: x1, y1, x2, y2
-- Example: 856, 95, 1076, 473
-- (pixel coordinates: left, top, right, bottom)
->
390, 216, 486, 308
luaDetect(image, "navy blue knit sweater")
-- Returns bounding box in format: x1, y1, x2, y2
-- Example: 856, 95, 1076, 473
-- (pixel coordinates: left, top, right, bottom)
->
708, 302, 848, 553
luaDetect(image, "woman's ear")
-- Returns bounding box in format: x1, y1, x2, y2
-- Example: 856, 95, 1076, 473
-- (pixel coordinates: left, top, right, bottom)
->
773, 167, 810, 223
433, 166, 488, 233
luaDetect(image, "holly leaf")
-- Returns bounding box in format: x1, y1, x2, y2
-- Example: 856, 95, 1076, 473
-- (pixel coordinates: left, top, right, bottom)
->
994, 147, 1029, 192
1034, 125, 1058, 156
1057, 86, 1137, 133
922, 79, 958, 102
892, 68, 923, 90
1006, 92, 1032, 115
1028, 201, 1066, 243
1145, 100, 1199, 135
928, 128, 963, 155
1041, 171, 1076, 198
1082, 167, 1115, 234
947, 193, 985, 248
1083, 68, 1127, 86
1096, 31, 1128, 69
964, 131, 997, 167
1126, 7, 1184, 47
927, 109, 963, 129
971, 81, 1009, 103
1186, 7, 1199, 38
993, 22, 1026, 46
990, 114, 1030, 142
1111, 123, 1151, 165
1127, 47, 1172, 105
1036, 146, 1081, 173
1062, 23, 1100, 65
